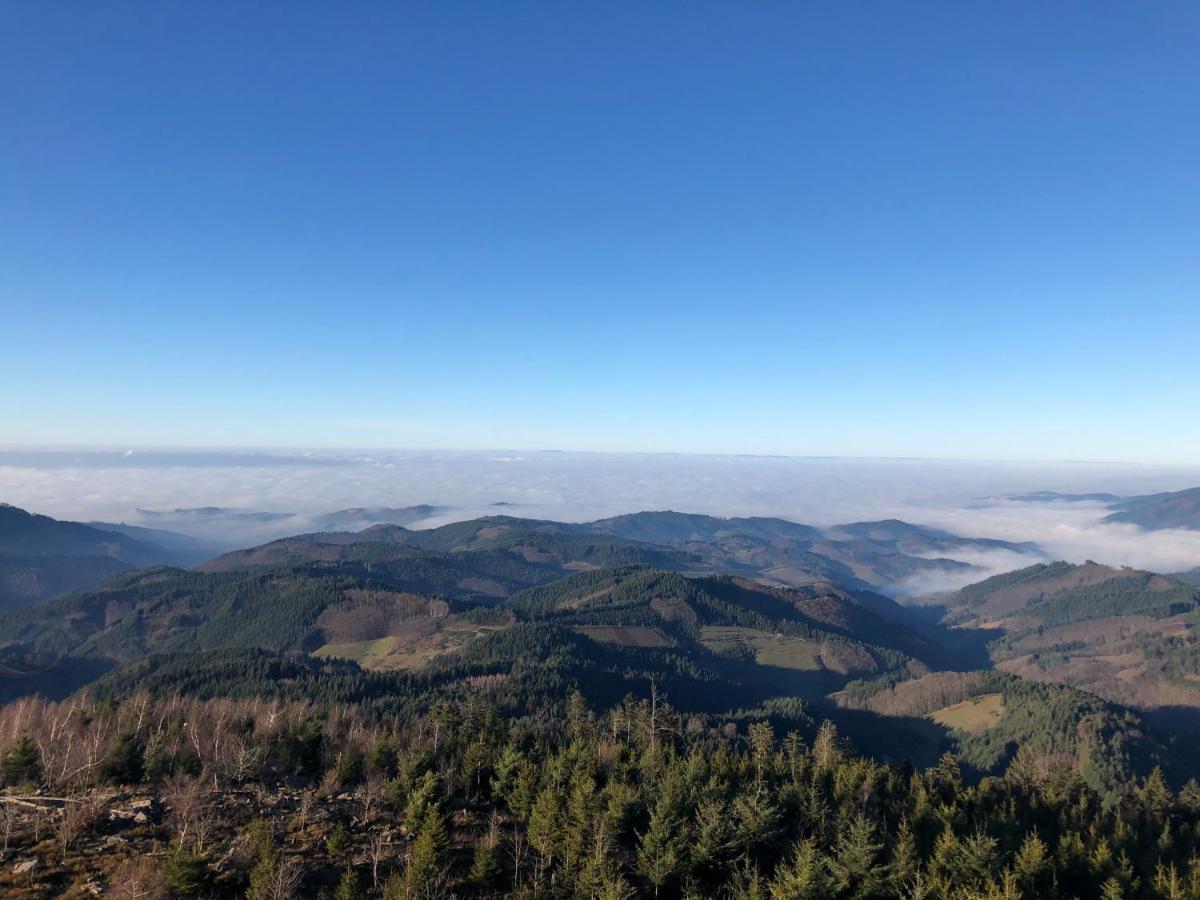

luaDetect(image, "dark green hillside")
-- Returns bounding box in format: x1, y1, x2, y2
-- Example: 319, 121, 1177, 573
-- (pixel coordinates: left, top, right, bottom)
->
0, 503, 170, 564
0, 546, 572, 664
1105, 486, 1200, 530
0, 504, 198, 609
1027, 572, 1197, 625
202, 516, 694, 574
507, 567, 949, 681
0, 552, 129, 611
828, 518, 1039, 555
945, 561, 1199, 625
586, 510, 1040, 596
590, 510, 824, 544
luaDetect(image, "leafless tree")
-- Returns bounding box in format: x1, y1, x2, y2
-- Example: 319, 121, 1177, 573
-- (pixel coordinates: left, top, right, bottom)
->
163, 772, 211, 850
109, 855, 166, 900
508, 828, 528, 888
0, 803, 15, 853
367, 828, 390, 890
57, 796, 101, 861
250, 853, 303, 900
360, 771, 386, 821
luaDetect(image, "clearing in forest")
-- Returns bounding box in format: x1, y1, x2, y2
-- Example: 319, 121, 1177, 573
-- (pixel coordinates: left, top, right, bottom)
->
700, 626, 822, 670
929, 692, 1005, 734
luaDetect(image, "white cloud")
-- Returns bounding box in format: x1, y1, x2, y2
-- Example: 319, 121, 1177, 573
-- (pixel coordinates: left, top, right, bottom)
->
2, 450, 1200, 580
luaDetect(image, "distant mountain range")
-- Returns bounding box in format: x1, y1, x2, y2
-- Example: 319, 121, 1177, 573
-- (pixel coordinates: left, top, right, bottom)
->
1103, 487, 1200, 531
0, 503, 450, 610
1005, 485, 1200, 531
130, 503, 446, 545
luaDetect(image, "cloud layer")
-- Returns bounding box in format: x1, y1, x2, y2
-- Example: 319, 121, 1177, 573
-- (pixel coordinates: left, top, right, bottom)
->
3, 449, 1200, 583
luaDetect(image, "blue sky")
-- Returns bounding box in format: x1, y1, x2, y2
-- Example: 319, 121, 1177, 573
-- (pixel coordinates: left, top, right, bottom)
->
2, 3, 1198, 460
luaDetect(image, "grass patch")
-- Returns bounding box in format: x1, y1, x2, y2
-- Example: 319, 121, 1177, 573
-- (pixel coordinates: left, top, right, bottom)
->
313, 636, 398, 666
700, 626, 822, 670
929, 692, 1005, 735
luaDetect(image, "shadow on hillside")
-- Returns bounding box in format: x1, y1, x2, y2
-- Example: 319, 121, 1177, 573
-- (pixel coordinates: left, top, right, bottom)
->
822, 703, 954, 769
902, 603, 997, 671
1146, 705, 1200, 742
709, 657, 845, 703
0, 656, 117, 704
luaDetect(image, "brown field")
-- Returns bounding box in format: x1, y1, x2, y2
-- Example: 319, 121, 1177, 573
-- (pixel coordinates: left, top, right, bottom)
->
316, 620, 507, 670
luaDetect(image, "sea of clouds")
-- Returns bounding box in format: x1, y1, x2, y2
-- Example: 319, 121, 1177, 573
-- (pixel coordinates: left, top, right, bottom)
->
3, 448, 1200, 590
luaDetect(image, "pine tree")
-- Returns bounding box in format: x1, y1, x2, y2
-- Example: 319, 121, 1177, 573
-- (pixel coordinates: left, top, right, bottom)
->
811, 721, 843, 771
769, 839, 833, 899
402, 805, 448, 899
1013, 830, 1050, 895
562, 770, 596, 869
567, 689, 593, 742
1139, 767, 1171, 820
469, 822, 501, 886
690, 797, 735, 879
163, 845, 211, 897
889, 818, 919, 894
0, 733, 41, 786
732, 784, 782, 857
527, 784, 562, 876
326, 822, 352, 865
748, 720, 775, 780
334, 868, 362, 900
638, 792, 687, 897
828, 813, 885, 898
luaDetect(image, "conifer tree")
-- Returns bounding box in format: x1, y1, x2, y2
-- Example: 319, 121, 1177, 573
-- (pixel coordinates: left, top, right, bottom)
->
828, 813, 885, 898
769, 839, 832, 899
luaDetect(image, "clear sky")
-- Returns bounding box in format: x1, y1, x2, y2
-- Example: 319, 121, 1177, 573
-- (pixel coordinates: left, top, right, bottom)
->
2, 3, 1198, 461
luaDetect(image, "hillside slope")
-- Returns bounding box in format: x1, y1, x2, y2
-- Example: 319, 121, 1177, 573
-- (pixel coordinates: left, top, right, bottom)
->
1105, 486, 1200, 530
939, 561, 1200, 721
0, 504, 195, 609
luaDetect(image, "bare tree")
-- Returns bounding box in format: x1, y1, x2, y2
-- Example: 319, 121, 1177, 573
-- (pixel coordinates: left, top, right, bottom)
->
163, 772, 210, 851
57, 796, 102, 862
508, 828, 527, 888
360, 771, 386, 822
0, 803, 15, 853
109, 855, 166, 900
249, 853, 303, 900
367, 828, 390, 890
293, 789, 315, 834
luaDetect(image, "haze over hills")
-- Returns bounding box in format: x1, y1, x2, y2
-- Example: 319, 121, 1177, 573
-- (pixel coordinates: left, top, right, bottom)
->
1105, 487, 1200, 531
130, 503, 447, 546
0, 503, 206, 609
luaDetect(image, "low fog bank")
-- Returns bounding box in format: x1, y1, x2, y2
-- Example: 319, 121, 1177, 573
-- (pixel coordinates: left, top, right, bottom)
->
3, 449, 1200, 584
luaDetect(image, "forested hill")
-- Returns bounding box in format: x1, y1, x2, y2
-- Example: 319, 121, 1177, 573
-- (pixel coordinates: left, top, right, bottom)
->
1105, 486, 1200, 530
197, 510, 1043, 598
0, 503, 205, 610
935, 561, 1200, 732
